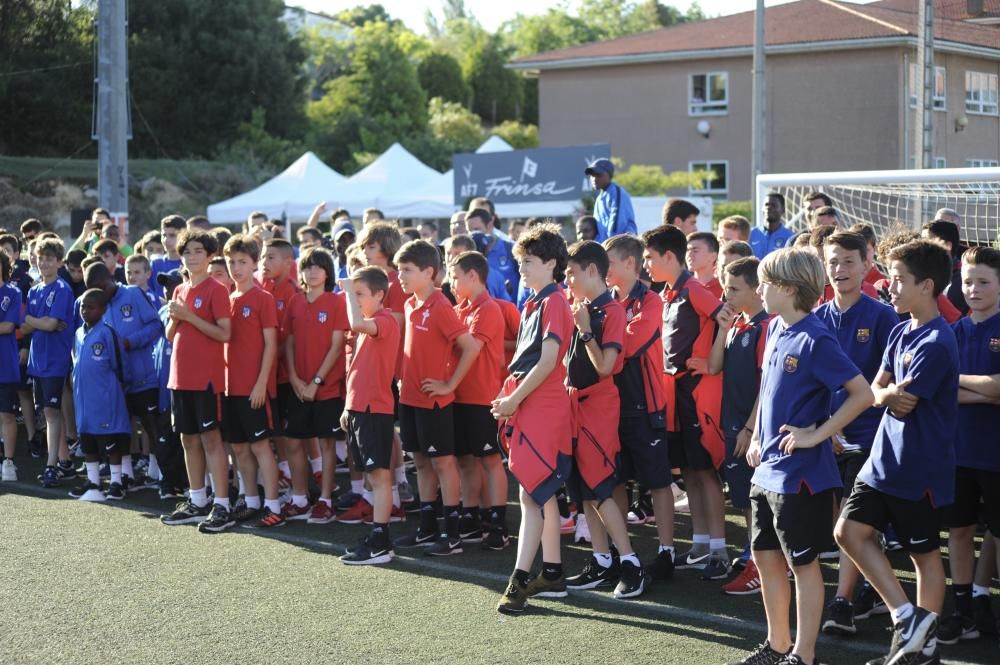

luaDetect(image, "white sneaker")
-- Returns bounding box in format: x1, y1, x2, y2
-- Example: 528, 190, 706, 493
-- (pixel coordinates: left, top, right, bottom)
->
1, 459, 16, 481
574, 513, 591, 543
674, 493, 690, 513
80, 487, 107, 502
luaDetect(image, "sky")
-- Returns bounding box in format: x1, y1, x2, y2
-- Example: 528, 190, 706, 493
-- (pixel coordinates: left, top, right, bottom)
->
292, 1, 878, 33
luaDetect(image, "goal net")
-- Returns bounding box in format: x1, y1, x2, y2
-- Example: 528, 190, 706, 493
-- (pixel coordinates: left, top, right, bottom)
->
756, 167, 1000, 251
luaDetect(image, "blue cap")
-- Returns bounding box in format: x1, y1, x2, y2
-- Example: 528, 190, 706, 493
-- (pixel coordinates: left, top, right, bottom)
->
585, 158, 614, 177
331, 219, 356, 241
156, 268, 184, 290
469, 231, 491, 255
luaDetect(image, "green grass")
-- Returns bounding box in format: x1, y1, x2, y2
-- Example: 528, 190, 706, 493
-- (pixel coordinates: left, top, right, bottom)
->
0, 446, 995, 664
0, 156, 229, 185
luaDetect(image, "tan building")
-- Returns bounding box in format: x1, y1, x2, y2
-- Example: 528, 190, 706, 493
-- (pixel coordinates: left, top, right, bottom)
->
509, 0, 1000, 202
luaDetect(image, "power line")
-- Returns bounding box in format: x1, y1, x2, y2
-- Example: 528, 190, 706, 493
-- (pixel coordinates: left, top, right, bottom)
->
0, 61, 88, 78
18, 141, 95, 187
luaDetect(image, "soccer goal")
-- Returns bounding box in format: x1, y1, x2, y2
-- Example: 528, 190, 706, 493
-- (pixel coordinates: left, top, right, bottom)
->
756, 167, 1000, 248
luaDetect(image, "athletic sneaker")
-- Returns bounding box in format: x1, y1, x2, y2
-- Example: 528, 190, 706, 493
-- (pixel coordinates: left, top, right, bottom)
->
56, 461, 77, 480
854, 581, 890, 620
104, 482, 125, 500
613, 560, 646, 599
675, 548, 712, 570
566, 556, 620, 590
725, 641, 791, 665
936, 612, 979, 645
0, 459, 16, 482
883, 525, 903, 552
881, 608, 937, 665
574, 513, 591, 543
775, 655, 814, 665
336, 498, 372, 524
481, 526, 511, 551
458, 515, 483, 543
732, 543, 752, 571
393, 528, 438, 548
69, 482, 106, 502
158, 485, 185, 500
281, 501, 312, 521
646, 549, 675, 581
397, 480, 414, 504
496, 578, 529, 614
231, 497, 260, 523
559, 512, 576, 535
425, 536, 463, 557
340, 536, 394, 565
525, 574, 568, 598
141, 474, 161, 490
307, 501, 336, 524
28, 434, 43, 458
866, 644, 940, 665
67, 437, 82, 458
277, 471, 292, 494
198, 503, 236, 533
242, 507, 286, 529
722, 559, 762, 596
973, 595, 997, 636
627, 494, 653, 525
335, 491, 362, 510
701, 552, 733, 580
162, 500, 211, 525
822, 597, 857, 636
389, 504, 406, 523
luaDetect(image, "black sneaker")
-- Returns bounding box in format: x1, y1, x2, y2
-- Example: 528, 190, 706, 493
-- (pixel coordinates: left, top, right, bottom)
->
973, 595, 997, 636
936, 612, 978, 645
613, 559, 646, 599
340, 537, 394, 565
725, 641, 791, 665
866, 644, 940, 665
393, 529, 439, 548
158, 485, 185, 500
775, 655, 815, 665
161, 500, 211, 525
700, 552, 732, 580
230, 496, 260, 522
56, 461, 77, 479
883, 608, 937, 665
242, 507, 285, 529
458, 515, 483, 543
123, 473, 149, 493
29, 434, 43, 458
198, 503, 236, 533
854, 581, 890, 620
69, 482, 105, 501
105, 482, 125, 500
822, 597, 857, 636
425, 535, 463, 557
481, 525, 511, 551
566, 556, 619, 590
40, 465, 59, 487
497, 578, 528, 614
675, 548, 712, 570
646, 549, 675, 581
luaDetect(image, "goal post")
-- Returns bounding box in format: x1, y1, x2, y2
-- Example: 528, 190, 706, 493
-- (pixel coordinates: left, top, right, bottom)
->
755, 167, 1000, 249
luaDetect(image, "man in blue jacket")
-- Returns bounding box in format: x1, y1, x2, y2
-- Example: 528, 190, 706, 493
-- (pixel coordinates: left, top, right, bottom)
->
586, 159, 637, 243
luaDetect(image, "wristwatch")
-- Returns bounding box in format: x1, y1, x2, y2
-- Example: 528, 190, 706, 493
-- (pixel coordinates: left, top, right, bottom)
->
312, 375, 324, 386
579, 331, 594, 343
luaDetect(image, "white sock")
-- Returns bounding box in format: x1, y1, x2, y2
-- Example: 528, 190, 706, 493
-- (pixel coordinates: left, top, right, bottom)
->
148, 454, 160, 480
351, 478, 364, 495
292, 494, 308, 508
237, 472, 247, 496
309, 456, 322, 474
891, 602, 915, 623
336, 439, 347, 462
391, 485, 400, 508
710, 538, 727, 552
245, 494, 261, 510
319, 496, 332, 507
278, 461, 290, 477
214, 496, 230, 509
110, 464, 122, 485
362, 488, 374, 505
692, 534, 710, 548
620, 552, 640, 567
86, 461, 100, 485
121, 455, 133, 478
190, 487, 209, 508
593, 552, 613, 568
264, 498, 281, 514
394, 466, 406, 484
973, 584, 990, 598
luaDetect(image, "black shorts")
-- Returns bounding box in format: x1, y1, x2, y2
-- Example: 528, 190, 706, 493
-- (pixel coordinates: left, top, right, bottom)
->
391, 380, 400, 421
170, 388, 221, 435
222, 396, 276, 444
399, 403, 454, 457
669, 376, 714, 471
347, 410, 395, 471
285, 395, 343, 440
941, 466, 1000, 532
840, 480, 941, 555
568, 453, 621, 505
32, 375, 65, 410
0, 383, 17, 414
453, 403, 500, 457
750, 484, 835, 566
275, 383, 293, 435
835, 451, 868, 503
79, 432, 130, 456
125, 389, 159, 419
619, 414, 671, 489
723, 434, 754, 510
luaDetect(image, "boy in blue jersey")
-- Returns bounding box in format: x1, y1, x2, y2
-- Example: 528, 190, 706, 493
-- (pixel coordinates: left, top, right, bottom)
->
836, 240, 959, 665
816, 232, 899, 636
21, 237, 76, 487
936, 246, 1000, 646
67, 289, 132, 501
84, 262, 163, 491
126, 254, 159, 309
732, 248, 873, 665
149, 215, 185, 302
152, 269, 187, 499
0, 252, 23, 481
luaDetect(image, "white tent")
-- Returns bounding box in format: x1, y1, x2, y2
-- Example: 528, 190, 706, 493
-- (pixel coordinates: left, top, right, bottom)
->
206, 151, 346, 224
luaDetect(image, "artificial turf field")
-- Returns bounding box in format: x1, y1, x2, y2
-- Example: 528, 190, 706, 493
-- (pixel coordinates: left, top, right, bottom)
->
1, 444, 996, 665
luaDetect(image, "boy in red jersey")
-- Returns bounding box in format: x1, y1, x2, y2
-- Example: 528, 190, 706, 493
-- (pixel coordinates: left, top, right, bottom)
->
220, 235, 284, 530
686, 232, 723, 299
494, 223, 574, 614
338, 266, 401, 565
161, 229, 233, 529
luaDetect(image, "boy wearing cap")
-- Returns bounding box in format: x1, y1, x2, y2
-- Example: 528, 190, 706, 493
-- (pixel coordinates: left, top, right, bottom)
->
586, 159, 636, 243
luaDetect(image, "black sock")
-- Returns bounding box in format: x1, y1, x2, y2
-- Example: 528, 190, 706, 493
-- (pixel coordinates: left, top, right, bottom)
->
444, 504, 460, 540
556, 488, 570, 519
479, 507, 491, 524
491, 505, 507, 526
541, 562, 563, 580
419, 502, 438, 534
954, 583, 973, 617
513, 568, 531, 586
462, 505, 478, 520
370, 522, 390, 546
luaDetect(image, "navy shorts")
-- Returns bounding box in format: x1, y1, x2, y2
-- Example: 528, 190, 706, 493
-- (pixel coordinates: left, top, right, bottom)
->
723, 434, 754, 510
32, 375, 65, 410
0, 383, 17, 413
668, 376, 714, 472
619, 414, 672, 489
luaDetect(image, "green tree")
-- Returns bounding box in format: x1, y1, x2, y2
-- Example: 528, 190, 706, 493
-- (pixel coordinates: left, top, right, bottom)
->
334, 4, 400, 28
217, 107, 305, 174
499, 9, 595, 58
418, 51, 470, 105
428, 97, 482, 152
462, 35, 523, 124
614, 162, 710, 196
490, 121, 539, 149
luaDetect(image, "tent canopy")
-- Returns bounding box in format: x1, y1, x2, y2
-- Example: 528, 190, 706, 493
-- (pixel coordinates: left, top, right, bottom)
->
206, 151, 346, 224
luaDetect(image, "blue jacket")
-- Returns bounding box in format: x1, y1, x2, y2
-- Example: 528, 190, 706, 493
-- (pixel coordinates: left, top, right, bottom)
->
593, 182, 637, 242
73, 322, 131, 435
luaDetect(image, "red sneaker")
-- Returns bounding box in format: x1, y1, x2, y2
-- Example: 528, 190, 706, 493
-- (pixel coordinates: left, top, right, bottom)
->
559, 512, 576, 535
278, 471, 292, 493
281, 501, 312, 521
337, 498, 373, 524
313, 470, 323, 487
722, 559, 762, 596
307, 501, 336, 524
390, 504, 406, 523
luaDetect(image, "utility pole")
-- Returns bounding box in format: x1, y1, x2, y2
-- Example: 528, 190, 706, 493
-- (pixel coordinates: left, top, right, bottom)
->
914, 0, 934, 169
95, 0, 129, 224
751, 0, 766, 225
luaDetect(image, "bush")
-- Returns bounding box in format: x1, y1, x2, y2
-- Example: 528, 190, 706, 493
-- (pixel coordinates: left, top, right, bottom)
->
713, 200, 753, 226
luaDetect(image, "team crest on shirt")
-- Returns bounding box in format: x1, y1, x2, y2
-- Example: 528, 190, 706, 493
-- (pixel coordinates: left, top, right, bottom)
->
120, 304, 132, 319
318, 311, 328, 323
625, 306, 634, 322
92, 342, 105, 357
903, 352, 913, 368
193, 297, 204, 309
416, 308, 431, 331
989, 338, 1000, 353
498, 255, 509, 267
241, 305, 251, 318
741, 333, 751, 348
277, 300, 285, 311
856, 328, 871, 343
45, 291, 55, 307
0, 296, 9, 312
783, 354, 799, 373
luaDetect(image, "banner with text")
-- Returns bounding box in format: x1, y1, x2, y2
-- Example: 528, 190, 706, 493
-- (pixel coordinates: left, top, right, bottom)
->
452, 143, 611, 205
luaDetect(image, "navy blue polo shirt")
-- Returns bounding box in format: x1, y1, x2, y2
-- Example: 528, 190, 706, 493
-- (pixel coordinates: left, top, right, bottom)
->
567, 291, 625, 390
858, 316, 959, 504
0, 283, 22, 383
721, 310, 771, 437
816, 294, 899, 449
953, 311, 1000, 472
73, 322, 131, 435
752, 313, 861, 495
26, 277, 75, 378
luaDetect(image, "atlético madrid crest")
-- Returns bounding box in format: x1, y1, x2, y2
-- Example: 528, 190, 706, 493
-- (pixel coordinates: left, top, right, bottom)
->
990, 338, 1000, 353
241, 306, 251, 318
856, 328, 870, 343
318, 311, 328, 323
783, 354, 799, 373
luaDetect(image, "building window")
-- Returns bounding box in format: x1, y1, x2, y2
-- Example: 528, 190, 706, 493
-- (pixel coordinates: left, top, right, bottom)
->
909, 65, 946, 110
967, 158, 1000, 167
689, 161, 728, 196
934, 156, 946, 169
965, 71, 999, 115
689, 73, 728, 115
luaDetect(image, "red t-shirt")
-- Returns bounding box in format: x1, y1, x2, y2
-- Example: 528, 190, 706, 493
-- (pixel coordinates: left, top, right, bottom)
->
286, 291, 349, 400
704, 276, 723, 301
346, 308, 400, 415
497, 298, 521, 375
264, 277, 299, 385
454, 291, 505, 406
400, 289, 467, 409
168, 276, 230, 392
225, 286, 278, 397
864, 265, 887, 285
384, 269, 407, 378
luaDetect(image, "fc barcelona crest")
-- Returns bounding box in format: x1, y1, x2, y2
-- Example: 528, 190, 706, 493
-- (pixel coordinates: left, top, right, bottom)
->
856, 328, 871, 343
242, 305, 251, 318
903, 352, 913, 368
318, 311, 328, 323
120, 304, 132, 318
990, 338, 1000, 353
783, 354, 799, 373
193, 297, 204, 309
45, 291, 55, 307
0, 296, 9, 311
92, 342, 105, 356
